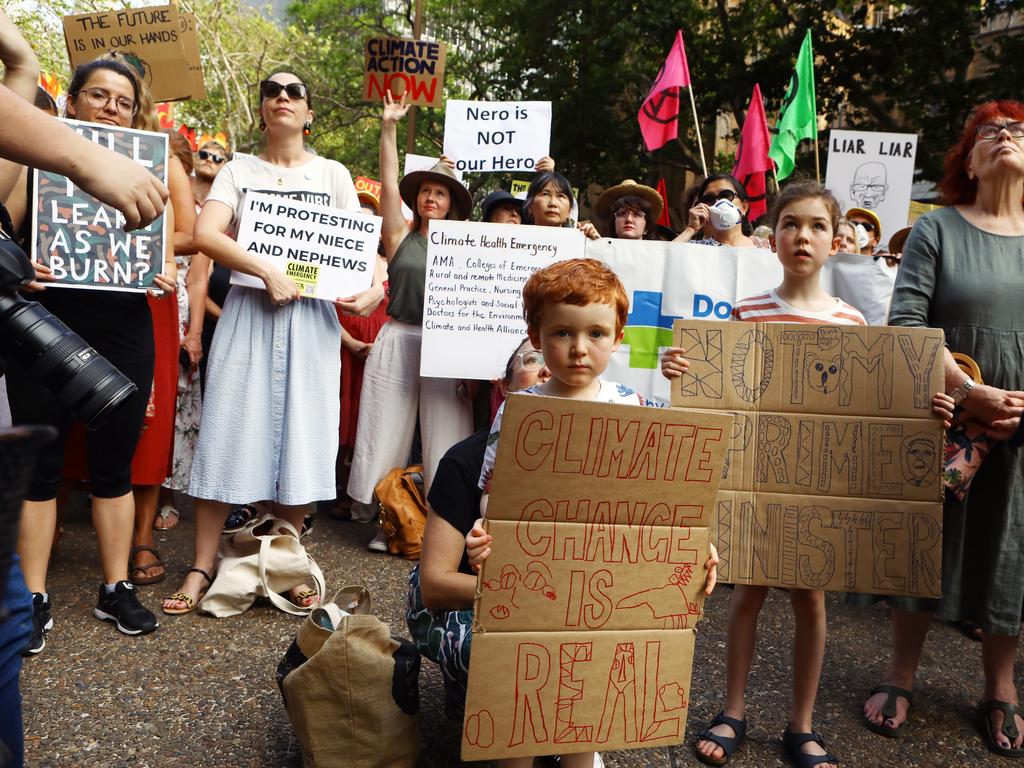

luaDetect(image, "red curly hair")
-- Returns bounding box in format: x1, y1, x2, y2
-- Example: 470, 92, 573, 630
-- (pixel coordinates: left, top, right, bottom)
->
939, 100, 1024, 205
522, 258, 629, 334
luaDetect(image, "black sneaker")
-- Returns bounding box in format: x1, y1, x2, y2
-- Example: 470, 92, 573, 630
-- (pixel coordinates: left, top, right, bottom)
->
23, 592, 53, 656
94, 581, 158, 636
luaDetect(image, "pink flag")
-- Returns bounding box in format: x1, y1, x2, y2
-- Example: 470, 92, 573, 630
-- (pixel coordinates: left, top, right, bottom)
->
732, 83, 772, 221
638, 31, 692, 152
655, 178, 673, 228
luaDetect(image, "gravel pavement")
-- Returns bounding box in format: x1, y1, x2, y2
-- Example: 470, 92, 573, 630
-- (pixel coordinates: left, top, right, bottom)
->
20, 495, 1015, 767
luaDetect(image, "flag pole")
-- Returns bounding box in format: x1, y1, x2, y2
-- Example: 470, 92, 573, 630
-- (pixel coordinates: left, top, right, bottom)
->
687, 86, 708, 177
813, 136, 821, 183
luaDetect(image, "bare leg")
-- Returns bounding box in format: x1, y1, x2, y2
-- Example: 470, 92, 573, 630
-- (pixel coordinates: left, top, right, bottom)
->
162, 498, 231, 611
696, 585, 768, 762
272, 502, 318, 607
18, 499, 57, 593
788, 588, 834, 767
982, 633, 1024, 750
864, 608, 931, 729
560, 752, 597, 767
91, 492, 135, 584
497, 759, 533, 768
130, 484, 164, 581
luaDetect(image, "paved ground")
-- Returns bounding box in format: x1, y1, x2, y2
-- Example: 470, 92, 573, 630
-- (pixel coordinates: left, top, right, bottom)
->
20, 494, 1019, 767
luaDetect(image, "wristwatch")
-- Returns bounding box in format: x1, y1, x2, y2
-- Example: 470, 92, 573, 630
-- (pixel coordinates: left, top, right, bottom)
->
949, 377, 975, 406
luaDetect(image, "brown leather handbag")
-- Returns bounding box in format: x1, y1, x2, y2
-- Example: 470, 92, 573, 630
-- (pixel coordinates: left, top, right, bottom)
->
374, 465, 428, 560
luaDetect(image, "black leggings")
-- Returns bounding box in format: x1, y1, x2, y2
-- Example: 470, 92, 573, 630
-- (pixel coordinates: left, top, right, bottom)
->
4, 292, 153, 501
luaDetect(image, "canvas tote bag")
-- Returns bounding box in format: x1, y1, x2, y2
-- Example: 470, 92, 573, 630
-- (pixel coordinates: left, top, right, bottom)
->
201, 514, 326, 617
277, 586, 421, 768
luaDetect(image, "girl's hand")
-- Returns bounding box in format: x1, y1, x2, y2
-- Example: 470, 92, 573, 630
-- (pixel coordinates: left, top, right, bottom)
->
932, 392, 956, 429
466, 519, 492, 573
382, 90, 410, 126
148, 272, 177, 298
20, 260, 53, 292
578, 220, 600, 240
703, 542, 720, 596
660, 346, 689, 380
687, 203, 710, 232
263, 268, 300, 306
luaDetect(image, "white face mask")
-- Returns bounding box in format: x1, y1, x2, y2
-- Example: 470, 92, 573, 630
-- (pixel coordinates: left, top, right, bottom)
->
854, 223, 870, 250
708, 199, 742, 231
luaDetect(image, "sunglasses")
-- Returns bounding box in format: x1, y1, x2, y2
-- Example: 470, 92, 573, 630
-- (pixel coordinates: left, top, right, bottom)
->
700, 189, 738, 205
259, 80, 308, 101
198, 150, 225, 164
850, 218, 877, 233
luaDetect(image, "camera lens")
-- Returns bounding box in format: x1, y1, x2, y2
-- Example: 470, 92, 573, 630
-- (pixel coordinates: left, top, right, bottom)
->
0, 294, 137, 431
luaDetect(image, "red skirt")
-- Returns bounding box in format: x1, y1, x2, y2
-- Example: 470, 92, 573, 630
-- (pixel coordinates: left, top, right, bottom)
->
63, 294, 179, 485
338, 286, 389, 450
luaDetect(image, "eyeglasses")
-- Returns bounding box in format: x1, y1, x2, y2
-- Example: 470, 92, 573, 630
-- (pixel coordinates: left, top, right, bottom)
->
516, 350, 545, 371
198, 150, 226, 164
75, 87, 136, 117
976, 122, 1024, 141
699, 189, 737, 206
614, 209, 645, 221
849, 218, 876, 232
260, 80, 308, 101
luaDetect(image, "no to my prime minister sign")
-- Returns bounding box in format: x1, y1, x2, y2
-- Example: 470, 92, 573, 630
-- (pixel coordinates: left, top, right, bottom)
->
230, 191, 380, 301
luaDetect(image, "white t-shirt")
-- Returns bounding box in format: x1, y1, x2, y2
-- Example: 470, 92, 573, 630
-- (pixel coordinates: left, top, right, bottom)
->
206, 153, 360, 231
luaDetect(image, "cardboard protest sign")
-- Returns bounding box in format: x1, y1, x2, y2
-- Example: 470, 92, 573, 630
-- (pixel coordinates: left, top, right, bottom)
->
63, 5, 200, 103
400, 154, 464, 221
443, 100, 552, 174
419, 220, 584, 379
176, 12, 207, 101
353, 176, 382, 206
462, 395, 732, 761
587, 239, 899, 405
230, 192, 380, 301
32, 120, 167, 292
363, 36, 446, 108
669, 319, 945, 596
825, 129, 918, 248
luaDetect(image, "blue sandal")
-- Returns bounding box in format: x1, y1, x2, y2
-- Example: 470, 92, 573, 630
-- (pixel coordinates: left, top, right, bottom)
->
782, 729, 838, 768
694, 711, 747, 766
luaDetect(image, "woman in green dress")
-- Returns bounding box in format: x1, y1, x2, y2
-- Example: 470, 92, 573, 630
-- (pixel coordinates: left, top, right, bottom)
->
863, 101, 1024, 757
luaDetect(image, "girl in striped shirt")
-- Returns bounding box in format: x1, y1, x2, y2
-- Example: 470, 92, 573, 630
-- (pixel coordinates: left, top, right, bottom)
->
660, 181, 954, 768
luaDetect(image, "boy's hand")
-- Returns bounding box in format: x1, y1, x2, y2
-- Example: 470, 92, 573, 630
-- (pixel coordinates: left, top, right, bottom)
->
703, 542, 719, 596
932, 392, 956, 429
466, 518, 492, 573
660, 347, 689, 380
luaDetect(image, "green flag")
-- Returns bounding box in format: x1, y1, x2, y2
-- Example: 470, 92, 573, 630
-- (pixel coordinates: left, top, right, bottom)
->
769, 30, 817, 180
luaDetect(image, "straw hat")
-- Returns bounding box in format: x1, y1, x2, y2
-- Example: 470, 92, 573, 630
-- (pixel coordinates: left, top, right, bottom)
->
398, 162, 472, 221
845, 207, 882, 242
593, 179, 664, 223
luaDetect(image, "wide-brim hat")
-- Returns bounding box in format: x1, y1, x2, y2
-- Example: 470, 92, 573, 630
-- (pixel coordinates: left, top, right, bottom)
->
481, 189, 521, 222
399, 162, 472, 221
594, 179, 664, 223
888, 226, 912, 255
845, 207, 882, 242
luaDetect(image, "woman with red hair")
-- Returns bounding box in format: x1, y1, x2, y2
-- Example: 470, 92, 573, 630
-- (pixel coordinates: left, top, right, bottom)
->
862, 101, 1024, 757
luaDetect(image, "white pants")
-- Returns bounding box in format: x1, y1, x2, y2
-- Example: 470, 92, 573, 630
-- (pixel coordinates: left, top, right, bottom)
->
347, 321, 473, 504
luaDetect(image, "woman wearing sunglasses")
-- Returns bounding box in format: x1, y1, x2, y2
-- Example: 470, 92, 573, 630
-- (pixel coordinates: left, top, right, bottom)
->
675, 173, 767, 248
163, 71, 379, 615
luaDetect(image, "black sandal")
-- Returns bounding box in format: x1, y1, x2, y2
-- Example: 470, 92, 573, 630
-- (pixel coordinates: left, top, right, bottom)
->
864, 683, 913, 737
782, 728, 838, 768
694, 711, 747, 766
979, 700, 1024, 758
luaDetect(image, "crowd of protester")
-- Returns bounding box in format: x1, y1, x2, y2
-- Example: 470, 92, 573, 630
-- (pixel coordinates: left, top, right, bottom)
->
2, 8, 1024, 767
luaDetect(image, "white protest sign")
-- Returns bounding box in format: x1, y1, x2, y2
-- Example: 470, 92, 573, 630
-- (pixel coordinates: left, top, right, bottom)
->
231, 191, 380, 301
401, 153, 465, 221
443, 100, 551, 174
825, 129, 918, 249
819, 250, 897, 326
420, 220, 584, 379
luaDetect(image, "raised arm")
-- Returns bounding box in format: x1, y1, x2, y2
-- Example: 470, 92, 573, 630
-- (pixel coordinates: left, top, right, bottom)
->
379, 91, 412, 260
0, 9, 40, 202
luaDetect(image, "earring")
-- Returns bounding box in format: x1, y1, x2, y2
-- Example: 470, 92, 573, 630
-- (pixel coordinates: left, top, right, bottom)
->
303, 121, 312, 136
259, 119, 267, 131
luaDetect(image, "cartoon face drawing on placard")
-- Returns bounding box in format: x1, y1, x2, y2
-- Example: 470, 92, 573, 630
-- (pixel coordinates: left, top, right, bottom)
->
806, 353, 842, 395
901, 432, 939, 487
850, 161, 889, 208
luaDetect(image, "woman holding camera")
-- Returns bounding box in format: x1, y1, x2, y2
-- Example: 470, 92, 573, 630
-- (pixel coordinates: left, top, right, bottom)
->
5, 57, 177, 651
